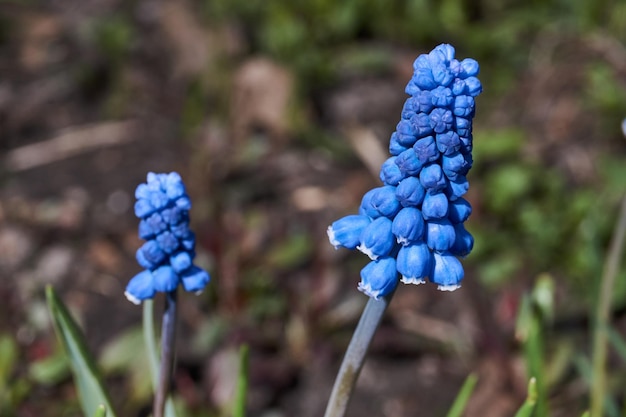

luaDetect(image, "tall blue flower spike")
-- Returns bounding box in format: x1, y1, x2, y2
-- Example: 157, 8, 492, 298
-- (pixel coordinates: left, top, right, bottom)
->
327, 44, 482, 296
125, 172, 210, 305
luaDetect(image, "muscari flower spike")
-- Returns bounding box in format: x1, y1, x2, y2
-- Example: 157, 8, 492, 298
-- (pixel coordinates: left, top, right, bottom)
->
125, 172, 210, 305
327, 43, 481, 298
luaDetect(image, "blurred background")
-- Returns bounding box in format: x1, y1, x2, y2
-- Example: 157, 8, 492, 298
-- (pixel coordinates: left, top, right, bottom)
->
1, 0, 626, 416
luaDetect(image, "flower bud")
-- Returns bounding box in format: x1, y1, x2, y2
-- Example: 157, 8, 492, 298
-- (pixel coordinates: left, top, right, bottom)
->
358, 257, 398, 299
436, 131, 461, 155
153, 265, 179, 292
431, 63, 454, 86
413, 68, 437, 90
419, 163, 447, 193
181, 266, 211, 294
397, 242, 432, 285
415, 91, 434, 113
357, 217, 395, 260
137, 240, 166, 269
411, 113, 434, 138
395, 149, 423, 176
453, 95, 474, 117
156, 231, 179, 254
430, 252, 464, 291
170, 251, 192, 273
359, 186, 401, 219
125, 270, 155, 305
422, 192, 449, 220
392, 207, 425, 245
460, 58, 479, 77
429, 108, 453, 134
446, 176, 469, 200
448, 198, 472, 224
431, 86, 453, 107
442, 152, 467, 180
464, 77, 482, 97
380, 157, 404, 185
327, 215, 371, 249
413, 136, 439, 164
389, 132, 409, 155
396, 177, 426, 207
426, 219, 456, 251
450, 224, 474, 257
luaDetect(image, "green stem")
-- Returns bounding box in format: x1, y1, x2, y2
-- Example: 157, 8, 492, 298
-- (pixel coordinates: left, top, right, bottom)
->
323, 292, 395, 417
143, 300, 159, 389
591, 196, 626, 417
154, 290, 178, 417
233, 345, 250, 417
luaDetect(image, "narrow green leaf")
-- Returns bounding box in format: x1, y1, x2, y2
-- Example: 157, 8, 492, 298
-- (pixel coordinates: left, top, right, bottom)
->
45, 286, 117, 417
233, 344, 250, 417
142, 299, 177, 417
0, 334, 18, 388
92, 404, 107, 417
445, 373, 478, 417
514, 378, 537, 417
580, 412, 590, 417
607, 326, 626, 365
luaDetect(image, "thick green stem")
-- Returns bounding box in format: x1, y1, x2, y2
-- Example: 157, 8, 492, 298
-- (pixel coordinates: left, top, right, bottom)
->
323, 292, 395, 417
591, 196, 626, 417
154, 290, 178, 417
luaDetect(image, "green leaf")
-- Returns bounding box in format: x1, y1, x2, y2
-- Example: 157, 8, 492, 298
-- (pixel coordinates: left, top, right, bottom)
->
514, 378, 537, 417
233, 345, 250, 417
445, 373, 478, 417
45, 286, 117, 417
143, 299, 177, 417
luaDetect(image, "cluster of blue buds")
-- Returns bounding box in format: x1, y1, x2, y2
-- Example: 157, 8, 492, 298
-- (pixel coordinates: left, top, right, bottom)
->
125, 172, 210, 305
328, 44, 481, 299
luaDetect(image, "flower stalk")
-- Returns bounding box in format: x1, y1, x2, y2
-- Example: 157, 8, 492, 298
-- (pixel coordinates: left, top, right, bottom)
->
153, 290, 178, 417
323, 291, 395, 417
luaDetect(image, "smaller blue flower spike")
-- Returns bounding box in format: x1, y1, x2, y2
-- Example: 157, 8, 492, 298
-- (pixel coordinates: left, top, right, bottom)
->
328, 43, 481, 297
125, 172, 211, 305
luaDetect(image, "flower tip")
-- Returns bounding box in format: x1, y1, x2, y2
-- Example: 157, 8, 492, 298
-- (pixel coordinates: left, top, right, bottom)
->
400, 276, 426, 285
124, 291, 143, 305
357, 281, 383, 300
327, 225, 340, 249
437, 284, 461, 292
356, 243, 379, 260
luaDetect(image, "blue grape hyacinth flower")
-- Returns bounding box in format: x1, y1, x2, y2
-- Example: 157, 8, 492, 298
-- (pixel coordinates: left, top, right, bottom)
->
327, 44, 481, 298
125, 172, 210, 305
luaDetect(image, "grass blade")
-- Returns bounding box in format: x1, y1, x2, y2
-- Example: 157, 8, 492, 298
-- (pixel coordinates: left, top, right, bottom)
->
514, 378, 537, 417
591, 195, 626, 417
92, 404, 107, 417
445, 373, 478, 417
45, 286, 117, 417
